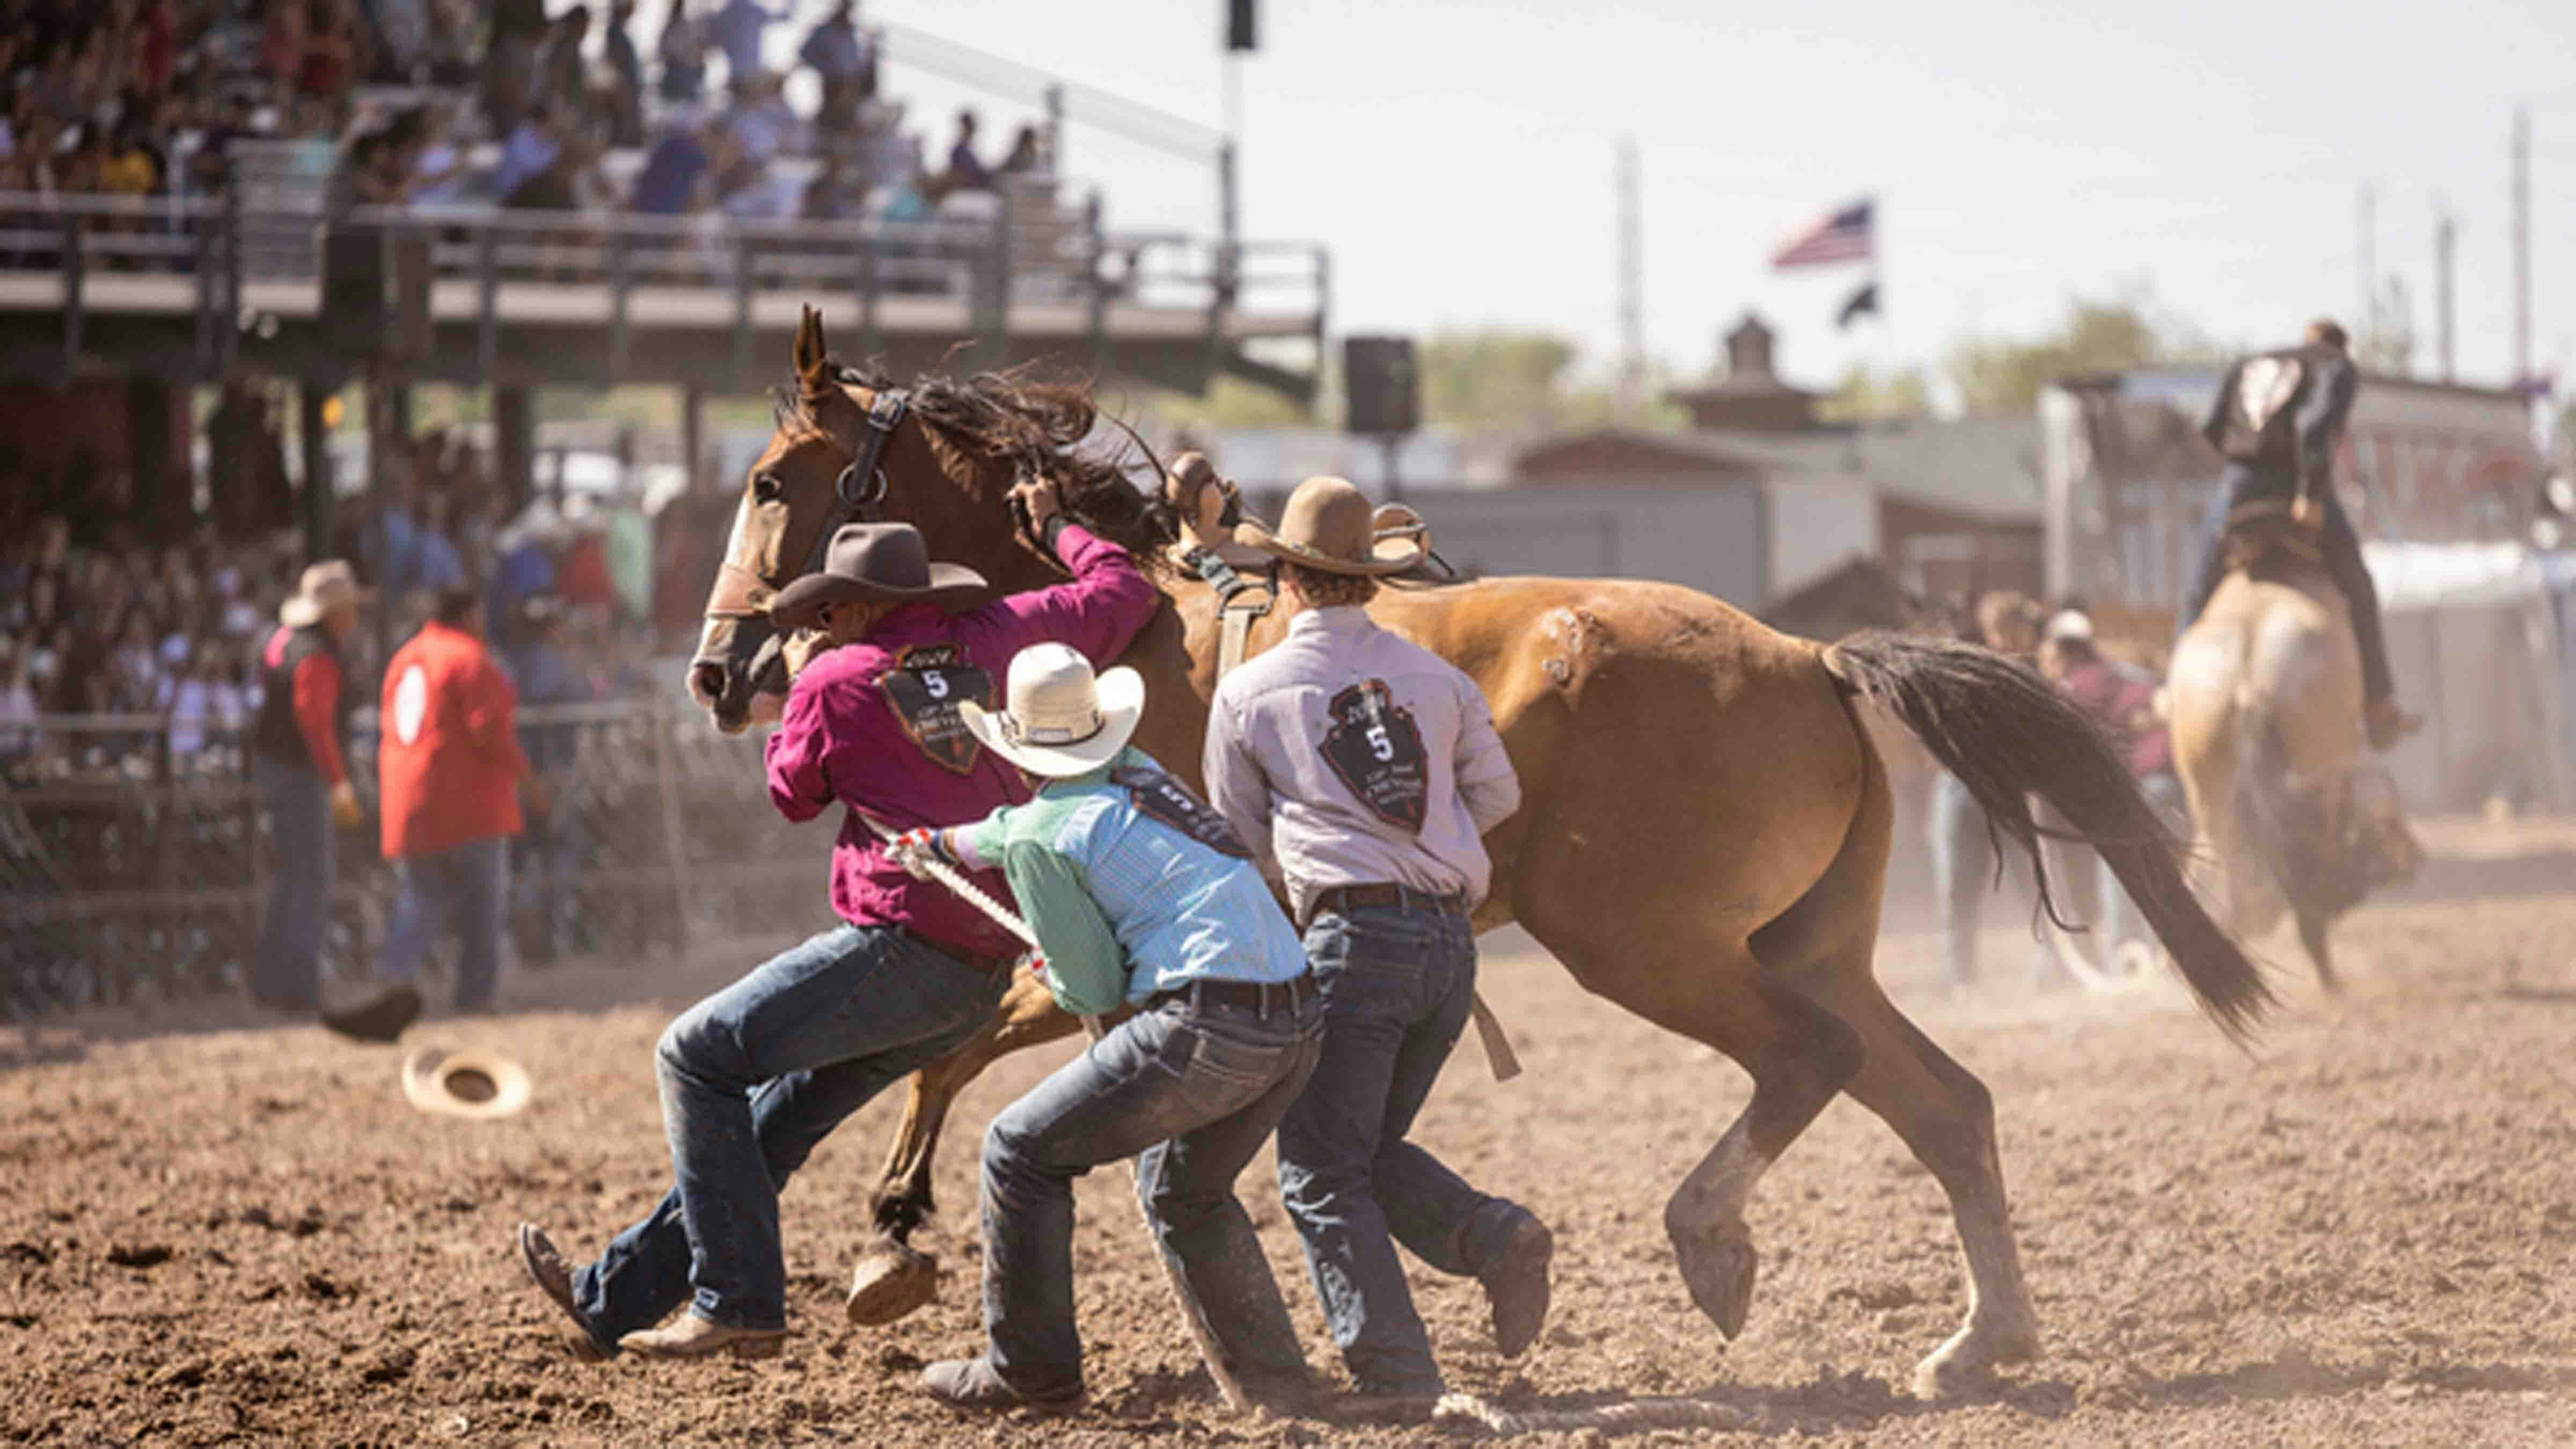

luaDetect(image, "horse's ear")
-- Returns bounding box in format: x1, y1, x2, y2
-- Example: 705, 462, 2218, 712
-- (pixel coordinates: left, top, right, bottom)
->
794, 306, 830, 392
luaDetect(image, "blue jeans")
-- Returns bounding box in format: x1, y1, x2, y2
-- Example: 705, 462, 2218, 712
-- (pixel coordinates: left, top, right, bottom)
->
1275, 902, 1525, 1395
1929, 771, 1991, 985
251, 755, 331, 1011
379, 836, 510, 1011
569, 924, 1007, 1352
982, 983, 1322, 1399
2178, 463, 2393, 701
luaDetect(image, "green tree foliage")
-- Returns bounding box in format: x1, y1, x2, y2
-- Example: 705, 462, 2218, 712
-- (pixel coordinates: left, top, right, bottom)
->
1818, 363, 1933, 422
1417, 331, 1581, 427
1945, 295, 2226, 416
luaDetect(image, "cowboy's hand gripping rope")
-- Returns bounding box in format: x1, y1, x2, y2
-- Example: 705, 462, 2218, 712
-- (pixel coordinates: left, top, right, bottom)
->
854, 811, 1254, 1416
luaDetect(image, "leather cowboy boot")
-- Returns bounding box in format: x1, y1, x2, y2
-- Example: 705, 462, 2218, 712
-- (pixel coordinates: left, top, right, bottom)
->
619, 1313, 786, 1360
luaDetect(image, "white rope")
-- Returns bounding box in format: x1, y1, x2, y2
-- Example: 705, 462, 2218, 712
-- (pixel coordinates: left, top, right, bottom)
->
1432, 1391, 1759, 1437
848, 810, 1252, 1416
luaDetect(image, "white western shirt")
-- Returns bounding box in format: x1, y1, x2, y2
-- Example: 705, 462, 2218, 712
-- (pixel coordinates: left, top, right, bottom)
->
1204, 605, 1521, 924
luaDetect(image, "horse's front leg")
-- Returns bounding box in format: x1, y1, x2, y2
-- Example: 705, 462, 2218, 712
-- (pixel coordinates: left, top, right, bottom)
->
845, 969, 1085, 1326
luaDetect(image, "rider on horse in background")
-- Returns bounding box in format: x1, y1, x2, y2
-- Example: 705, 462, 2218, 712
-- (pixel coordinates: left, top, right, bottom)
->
2175, 318, 2418, 750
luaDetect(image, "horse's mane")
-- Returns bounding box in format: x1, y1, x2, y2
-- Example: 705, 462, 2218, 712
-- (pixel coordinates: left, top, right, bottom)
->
775, 361, 1184, 565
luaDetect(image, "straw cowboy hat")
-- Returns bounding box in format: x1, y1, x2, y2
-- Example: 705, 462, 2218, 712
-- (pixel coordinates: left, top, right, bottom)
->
1234, 475, 1426, 576
766, 523, 987, 633
957, 642, 1144, 777
401, 1045, 533, 1121
278, 560, 371, 628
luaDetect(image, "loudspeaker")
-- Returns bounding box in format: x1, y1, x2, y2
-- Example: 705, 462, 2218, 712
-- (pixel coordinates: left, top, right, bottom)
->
1226, 0, 1257, 52
1342, 335, 1418, 436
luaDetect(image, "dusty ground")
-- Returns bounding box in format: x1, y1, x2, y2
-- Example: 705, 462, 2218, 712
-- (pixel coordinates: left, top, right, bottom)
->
5, 819, 2575, 1446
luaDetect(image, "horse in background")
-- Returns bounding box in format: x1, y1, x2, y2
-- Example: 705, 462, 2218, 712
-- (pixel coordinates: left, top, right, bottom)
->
2166, 511, 2420, 989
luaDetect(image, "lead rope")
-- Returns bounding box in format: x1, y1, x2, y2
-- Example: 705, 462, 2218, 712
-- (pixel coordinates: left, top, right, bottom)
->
846, 809, 1253, 1417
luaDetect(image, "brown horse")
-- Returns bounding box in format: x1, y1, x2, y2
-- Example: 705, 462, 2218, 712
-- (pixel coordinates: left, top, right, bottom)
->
2167, 523, 2421, 988
686, 310, 2268, 1399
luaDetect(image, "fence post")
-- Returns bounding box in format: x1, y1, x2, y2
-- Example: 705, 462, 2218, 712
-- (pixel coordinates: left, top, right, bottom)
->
61, 213, 84, 378
978, 188, 1012, 362
608, 224, 630, 379
1085, 191, 1109, 377
857, 230, 881, 360
221, 182, 243, 372
648, 696, 697, 958
478, 221, 499, 379
731, 231, 755, 388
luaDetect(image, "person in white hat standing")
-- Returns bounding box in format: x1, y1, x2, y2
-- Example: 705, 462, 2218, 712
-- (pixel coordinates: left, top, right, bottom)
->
906, 642, 1322, 1414
1203, 476, 1551, 1411
247, 559, 369, 1015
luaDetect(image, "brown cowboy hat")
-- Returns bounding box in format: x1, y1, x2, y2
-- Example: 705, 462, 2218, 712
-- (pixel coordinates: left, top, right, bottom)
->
1234, 475, 1426, 577
765, 523, 987, 632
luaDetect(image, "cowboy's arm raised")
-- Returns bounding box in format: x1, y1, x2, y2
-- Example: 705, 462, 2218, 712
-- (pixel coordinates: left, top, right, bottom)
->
984, 482, 1159, 669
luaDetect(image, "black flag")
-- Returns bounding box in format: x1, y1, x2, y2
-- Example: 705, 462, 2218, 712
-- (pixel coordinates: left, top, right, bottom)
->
1837, 279, 1880, 330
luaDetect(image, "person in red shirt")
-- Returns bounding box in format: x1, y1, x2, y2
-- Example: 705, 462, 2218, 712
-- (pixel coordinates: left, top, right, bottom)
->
249, 560, 368, 1015
2039, 610, 2186, 969
325, 588, 534, 1043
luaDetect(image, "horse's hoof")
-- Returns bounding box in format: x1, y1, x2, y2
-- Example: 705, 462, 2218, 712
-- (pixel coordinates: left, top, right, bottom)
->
1910, 1316, 2039, 1400
845, 1239, 940, 1326
1671, 1221, 1758, 1341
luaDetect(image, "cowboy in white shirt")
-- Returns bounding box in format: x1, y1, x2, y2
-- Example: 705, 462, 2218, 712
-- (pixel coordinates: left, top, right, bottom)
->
1202, 476, 1551, 1411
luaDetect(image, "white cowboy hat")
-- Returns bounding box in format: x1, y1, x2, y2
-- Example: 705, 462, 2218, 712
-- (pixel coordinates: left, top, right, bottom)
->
401, 1045, 534, 1121
957, 643, 1143, 778
279, 559, 371, 627
2044, 609, 2096, 646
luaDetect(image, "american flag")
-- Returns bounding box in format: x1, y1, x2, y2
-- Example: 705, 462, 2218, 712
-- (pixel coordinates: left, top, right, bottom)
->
1770, 199, 1875, 269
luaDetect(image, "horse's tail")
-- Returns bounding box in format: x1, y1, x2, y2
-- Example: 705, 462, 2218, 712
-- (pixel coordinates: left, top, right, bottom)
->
1823, 630, 2272, 1042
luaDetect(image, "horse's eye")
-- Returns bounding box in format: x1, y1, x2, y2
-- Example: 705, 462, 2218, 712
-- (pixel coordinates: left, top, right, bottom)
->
752, 473, 784, 503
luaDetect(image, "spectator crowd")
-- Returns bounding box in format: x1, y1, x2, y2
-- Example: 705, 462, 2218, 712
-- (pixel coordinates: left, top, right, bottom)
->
0, 425, 659, 785
0, 0, 1055, 242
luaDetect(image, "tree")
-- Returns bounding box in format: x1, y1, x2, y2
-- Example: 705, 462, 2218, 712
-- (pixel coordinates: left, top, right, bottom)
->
1818, 363, 1933, 423
1417, 330, 1581, 428
1945, 294, 2224, 416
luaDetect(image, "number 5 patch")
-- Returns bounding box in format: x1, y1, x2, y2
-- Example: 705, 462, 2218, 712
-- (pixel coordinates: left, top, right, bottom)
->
880, 643, 994, 774
1319, 679, 1429, 832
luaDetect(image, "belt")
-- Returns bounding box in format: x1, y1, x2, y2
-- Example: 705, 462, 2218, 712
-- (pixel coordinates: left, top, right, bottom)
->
1304, 882, 1468, 930
909, 927, 1018, 977
1147, 971, 1316, 1016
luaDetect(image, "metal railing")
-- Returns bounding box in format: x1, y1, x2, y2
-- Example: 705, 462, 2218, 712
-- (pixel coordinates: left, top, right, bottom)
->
0, 188, 1329, 388
0, 699, 829, 1020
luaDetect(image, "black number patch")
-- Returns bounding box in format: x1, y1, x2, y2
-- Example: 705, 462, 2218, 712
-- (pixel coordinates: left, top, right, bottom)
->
1112, 763, 1252, 859
880, 644, 994, 774
1318, 679, 1429, 833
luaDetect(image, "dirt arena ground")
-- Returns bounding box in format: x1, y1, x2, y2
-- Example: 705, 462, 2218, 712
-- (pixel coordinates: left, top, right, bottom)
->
5, 817, 2575, 1445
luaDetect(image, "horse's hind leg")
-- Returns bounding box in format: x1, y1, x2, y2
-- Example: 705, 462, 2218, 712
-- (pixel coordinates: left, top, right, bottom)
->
1758, 704, 2038, 1396
1816, 976, 2040, 1397
1534, 914, 1864, 1341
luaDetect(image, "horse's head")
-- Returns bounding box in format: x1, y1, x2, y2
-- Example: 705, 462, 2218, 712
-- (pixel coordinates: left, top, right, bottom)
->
687, 306, 1174, 730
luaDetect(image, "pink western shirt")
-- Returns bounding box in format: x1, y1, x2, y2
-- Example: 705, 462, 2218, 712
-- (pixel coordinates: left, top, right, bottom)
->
763, 523, 1159, 960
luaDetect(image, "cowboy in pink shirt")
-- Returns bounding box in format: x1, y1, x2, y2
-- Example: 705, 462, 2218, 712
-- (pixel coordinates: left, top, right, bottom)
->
516, 480, 1158, 1363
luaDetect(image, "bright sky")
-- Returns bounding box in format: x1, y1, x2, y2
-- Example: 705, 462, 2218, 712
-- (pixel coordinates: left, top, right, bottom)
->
634, 0, 2576, 394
